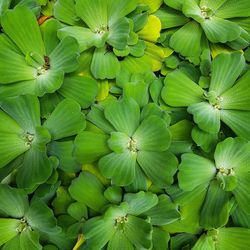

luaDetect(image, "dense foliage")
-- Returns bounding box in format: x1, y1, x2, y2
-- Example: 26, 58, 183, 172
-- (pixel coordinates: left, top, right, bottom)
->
0, 0, 250, 249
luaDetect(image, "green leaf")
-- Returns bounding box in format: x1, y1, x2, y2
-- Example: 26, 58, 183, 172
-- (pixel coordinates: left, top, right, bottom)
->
200, 181, 230, 229
0, 185, 28, 218
192, 234, 215, 250
67, 202, 88, 221
49, 36, 79, 73
108, 230, 133, 250
58, 26, 107, 52
152, 227, 170, 250
0, 219, 19, 247
107, 0, 136, 23
144, 194, 180, 226
178, 153, 216, 191
25, 201, 60, 234
199, 0, 227, 12
0, 95, 40, 133
104, 98, 140, 137
123, 81, 149, 108
1, 5, 45, 56
35, 69, 64, 97
107, 17, 130, 50
155, 6, 189, 29
220, 110, 250, 140
215, 0, 250, 18
74, 131, 110, 163
98, 150, 137, 186
75, 0, 108, 31
188, 102, 221, 133
47, 140, 81, 173
83, 217, 114, 249
201, 17, 241, 43
43, 99, 85, 140
124, 215, 152, 249
69, 171, 108, 212
209, 52, 245, 95
161, 70, 204, 106
0, 35, 36, 84
59, 76, 98, 109
182, 0, 203, 23
137, 151, 178, 187
104, 186, 123, 204
169, 21, 203, 63
124, 191, 158, 215
20, 230, 42, 250
214, 137, 250, 171
16, 147, 53, 189
54, 0, 81, 26
108, 132, 130, 153
233, 173, 250, 214
133, 116, 171, 151
216, 227, 250, 249
164, 0, 183, 10
221, 71, 250, 110
91, 47, 120, 80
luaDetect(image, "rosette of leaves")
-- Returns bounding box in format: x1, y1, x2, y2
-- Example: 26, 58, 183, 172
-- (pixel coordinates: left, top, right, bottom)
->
0, 94, 85, 189
54, 0, 139, 79
68, 171, 180, 249
177, 137, 250, 229
162, 52, 250, 139
74, 97, 178, 187
0, 5, 80, 97
156, 0, 250, 63
192, 227, 250, 250
0, 185, 61, 249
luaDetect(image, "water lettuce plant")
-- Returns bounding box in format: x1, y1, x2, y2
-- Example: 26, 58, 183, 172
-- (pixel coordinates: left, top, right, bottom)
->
0, 1, 249, 249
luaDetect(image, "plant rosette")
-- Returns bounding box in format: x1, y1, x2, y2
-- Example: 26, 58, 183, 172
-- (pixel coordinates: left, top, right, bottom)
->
74, 97, 178, 187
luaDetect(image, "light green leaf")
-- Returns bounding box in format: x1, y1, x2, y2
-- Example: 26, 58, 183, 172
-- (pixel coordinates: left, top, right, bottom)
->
107, 17, 130, 50
161, 70, 204, 107
178, 153, 216, 191
25, 201, 60, 234
83, 217, 114, 249
124, 191, 158, 215
75, 0, 108, 30
220, 110, 250, 140
215, 0, 250, 18
108, 230, 133, 250
133, 116, 171, 151
16, 147, 53, 189
98, 150, 137, 186
53, 0, 81, 26
49, 36, 79, 73
58, 26, 107, 52
199, 0, 227, 12
0, 95, 40, 133
214, 137, 250, 171
43, 99, 85, 140
58, 76, 98, 109
0, 219, 19, 247
201, 17, 241, 43
216, 227, 250, 250
192, 234, 215, 250
124, 215, 152, 249
0, 35, 36, 84
182, 0, 203, 23
188, 102, 221, 133
200, 180, 230, 229
104, 98, 140, 137
0, 185, 28, 218
144, 194, 180, 226
20, 229, 42, 250
209, 52, 245, 95
221, 71, 250, 110
108, 132, 130, 153
169, 21, 203, 63
69, 171, 108, 212
91, 47, 120, 80
1, 5, 44, 56
137, 151, 178, 187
